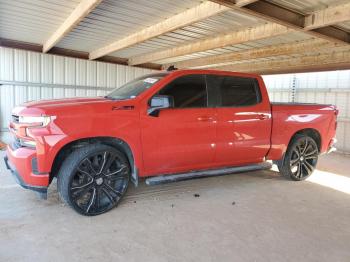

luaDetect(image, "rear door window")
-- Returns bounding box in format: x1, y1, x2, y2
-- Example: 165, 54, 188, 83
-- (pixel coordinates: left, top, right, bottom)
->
207, 75, 261, 107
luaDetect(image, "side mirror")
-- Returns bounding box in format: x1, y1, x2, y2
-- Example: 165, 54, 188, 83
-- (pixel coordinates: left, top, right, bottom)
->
148, 95, 174, 117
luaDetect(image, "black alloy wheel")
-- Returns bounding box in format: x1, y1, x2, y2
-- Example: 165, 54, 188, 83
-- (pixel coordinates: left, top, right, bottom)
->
277, 135, 319, 181
58, 144, 130, 216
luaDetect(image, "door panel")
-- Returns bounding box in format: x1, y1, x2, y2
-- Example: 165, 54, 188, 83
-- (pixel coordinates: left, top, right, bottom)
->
207, 75, 272, 166
216, 106, 271, 165
140, 74, 217, 176
140, 108, 216, 176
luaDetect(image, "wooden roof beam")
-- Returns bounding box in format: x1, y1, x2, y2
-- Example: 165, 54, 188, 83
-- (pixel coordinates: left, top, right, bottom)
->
131, 1, 350, 66
128, 23, 291, 65
213, 49, 350, 74
234, 0, 260, 7
304, 2, 350, 30
89, 2, 230, 60
210, 0, 350, 44
163, 38, 342, 69
43, 0, 103, 53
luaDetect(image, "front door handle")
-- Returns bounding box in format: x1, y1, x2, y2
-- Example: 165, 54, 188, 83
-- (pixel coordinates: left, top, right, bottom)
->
197, 116, 214, 122
257, 114, 270, 120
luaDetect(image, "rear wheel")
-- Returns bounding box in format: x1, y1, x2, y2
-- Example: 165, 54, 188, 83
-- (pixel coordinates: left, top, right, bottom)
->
277, 135, 319, 181
57, 144, 130, 216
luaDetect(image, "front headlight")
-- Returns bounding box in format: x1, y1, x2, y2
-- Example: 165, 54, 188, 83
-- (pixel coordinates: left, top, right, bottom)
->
20, 139, 36, 148
18, 116, 52, 127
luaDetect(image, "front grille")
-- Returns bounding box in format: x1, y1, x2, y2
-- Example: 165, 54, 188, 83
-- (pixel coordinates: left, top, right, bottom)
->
12, 115, 19, 123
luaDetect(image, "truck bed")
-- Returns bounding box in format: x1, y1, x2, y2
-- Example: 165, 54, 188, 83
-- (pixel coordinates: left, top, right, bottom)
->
267, 103, 337, 160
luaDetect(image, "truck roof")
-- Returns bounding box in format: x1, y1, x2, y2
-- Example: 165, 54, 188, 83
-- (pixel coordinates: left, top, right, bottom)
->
158, 68, 261, 78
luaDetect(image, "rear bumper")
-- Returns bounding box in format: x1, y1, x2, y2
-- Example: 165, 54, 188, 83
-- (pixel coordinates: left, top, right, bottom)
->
327, 138, 337, 154
4, 145, 49, 193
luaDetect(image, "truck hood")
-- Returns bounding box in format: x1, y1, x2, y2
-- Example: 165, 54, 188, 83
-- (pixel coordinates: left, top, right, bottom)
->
23, 97, 108, 109
13, 97, 133, 116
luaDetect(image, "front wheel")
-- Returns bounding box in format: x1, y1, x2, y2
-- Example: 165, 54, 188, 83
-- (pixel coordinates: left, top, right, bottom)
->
57, 144, 130, 216
277, 135, 319, 181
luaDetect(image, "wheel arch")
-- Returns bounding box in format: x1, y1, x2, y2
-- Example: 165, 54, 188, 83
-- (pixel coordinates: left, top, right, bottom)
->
273, 128, 322, 165
275, 128, 320, 181
50, 136, 138, 186
288, 128, 322, 152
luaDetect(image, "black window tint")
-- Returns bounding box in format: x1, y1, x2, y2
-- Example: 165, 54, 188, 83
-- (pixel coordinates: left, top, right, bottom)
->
158, 75, 207, 108
208, 75, 261, 107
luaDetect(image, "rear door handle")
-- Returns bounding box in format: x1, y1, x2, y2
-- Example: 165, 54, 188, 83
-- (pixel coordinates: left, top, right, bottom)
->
197, 116, 214, 122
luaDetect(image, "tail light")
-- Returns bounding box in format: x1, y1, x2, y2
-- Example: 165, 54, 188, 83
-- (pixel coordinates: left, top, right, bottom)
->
335, 108, 338, 130
334, 108, 339, 116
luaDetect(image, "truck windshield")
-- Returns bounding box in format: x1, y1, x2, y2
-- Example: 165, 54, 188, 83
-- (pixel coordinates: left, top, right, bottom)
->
105, 73, 168, 100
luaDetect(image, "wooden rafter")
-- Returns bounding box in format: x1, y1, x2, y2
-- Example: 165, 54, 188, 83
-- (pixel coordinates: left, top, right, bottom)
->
209, 0, 350, 44
163, 39, 342, 69
304, 2, 350, 30
89, 2, 230, 60
213, 49, 350, 74
128, 23, 291, 65
130, 1, 350, 66
43, 0, 103, 53
234, 0, 259, 7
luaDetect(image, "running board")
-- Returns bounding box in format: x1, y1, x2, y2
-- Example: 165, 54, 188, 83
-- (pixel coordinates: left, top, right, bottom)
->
145, 162, 272, 186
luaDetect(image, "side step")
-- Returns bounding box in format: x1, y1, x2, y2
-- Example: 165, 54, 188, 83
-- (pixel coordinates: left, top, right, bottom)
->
145, 162, 272, 186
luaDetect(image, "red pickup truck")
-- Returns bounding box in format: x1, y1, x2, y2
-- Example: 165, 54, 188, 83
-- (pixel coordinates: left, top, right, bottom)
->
4, 69, 337, 215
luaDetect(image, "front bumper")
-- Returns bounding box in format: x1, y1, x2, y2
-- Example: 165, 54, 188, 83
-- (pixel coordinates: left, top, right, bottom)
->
4, 145, 49, 193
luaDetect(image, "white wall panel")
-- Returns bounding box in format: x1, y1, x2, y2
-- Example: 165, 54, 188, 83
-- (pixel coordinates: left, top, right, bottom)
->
0, 46, 156, 141
96, 62, 107, 97
41, 54, 53, 99
14, 50, 28, 106
28, 52, 41, 101
0, 85, 14, 132
0, 48, 14, 81
263, 74, 294, 90
264, 70, 350, 153
65, 57, 76, 97
53, 55, 64, 98
116, 64, 126, 87
86, 61, 97, 97
76, 59, 87, 97
106, 63, 117, 89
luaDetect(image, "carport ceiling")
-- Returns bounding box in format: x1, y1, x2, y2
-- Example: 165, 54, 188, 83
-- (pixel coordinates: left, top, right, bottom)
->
0, 0, 349, 73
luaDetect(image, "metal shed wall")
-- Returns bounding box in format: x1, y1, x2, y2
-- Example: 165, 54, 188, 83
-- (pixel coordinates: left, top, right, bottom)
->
0, 46, 155, 142
263, 70, 350, 153
1, 46, 349, 154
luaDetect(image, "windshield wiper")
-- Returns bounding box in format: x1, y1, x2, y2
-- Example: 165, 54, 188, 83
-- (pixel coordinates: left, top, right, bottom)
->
104, 95, 120, 100
104, 95, 129, 101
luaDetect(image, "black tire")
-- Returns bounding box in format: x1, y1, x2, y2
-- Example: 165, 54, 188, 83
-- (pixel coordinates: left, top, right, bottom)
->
57, 144, 130, 216
277, 134, 319, 181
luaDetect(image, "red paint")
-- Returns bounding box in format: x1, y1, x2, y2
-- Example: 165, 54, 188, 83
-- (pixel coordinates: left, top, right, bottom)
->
6, 69, 338, 189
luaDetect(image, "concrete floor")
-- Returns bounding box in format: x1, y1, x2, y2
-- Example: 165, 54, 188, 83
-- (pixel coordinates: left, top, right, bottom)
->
0, 151, 349, 262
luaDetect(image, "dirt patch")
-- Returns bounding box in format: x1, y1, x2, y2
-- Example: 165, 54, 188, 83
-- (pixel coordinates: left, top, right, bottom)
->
0, 141, 7, 150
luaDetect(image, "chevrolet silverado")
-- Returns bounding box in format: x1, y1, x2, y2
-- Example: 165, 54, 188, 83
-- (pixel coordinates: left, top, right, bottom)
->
4, 69, 338, 215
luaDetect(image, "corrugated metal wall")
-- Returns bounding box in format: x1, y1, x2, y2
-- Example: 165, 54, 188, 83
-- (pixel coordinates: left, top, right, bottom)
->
0, 47, 155, 141
1, 46, 349, 153
263, 70, 350, 153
